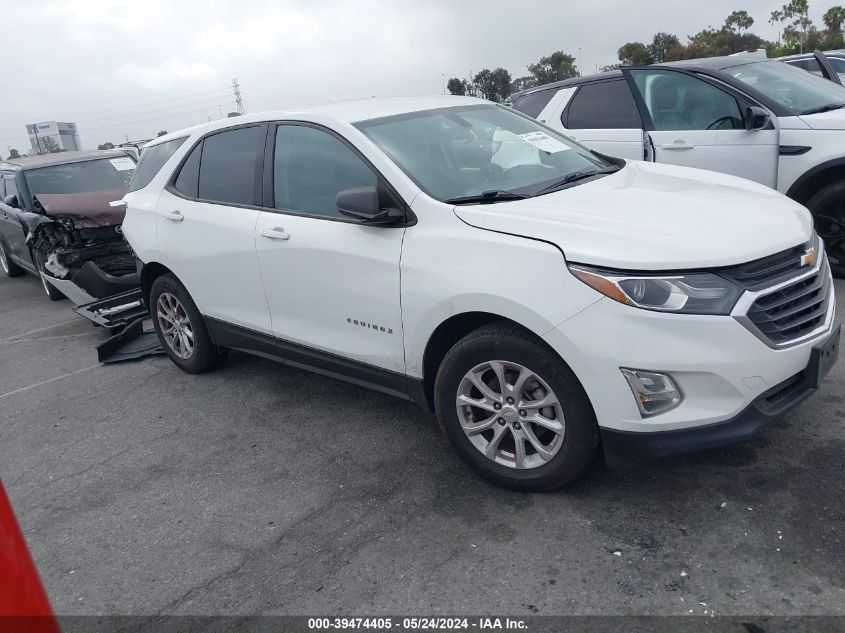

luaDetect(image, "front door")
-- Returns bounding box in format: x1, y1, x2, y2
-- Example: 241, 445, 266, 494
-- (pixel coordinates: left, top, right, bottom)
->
255, 123, 406, 375
625, 68, 780, 187
0, 173, 31, 264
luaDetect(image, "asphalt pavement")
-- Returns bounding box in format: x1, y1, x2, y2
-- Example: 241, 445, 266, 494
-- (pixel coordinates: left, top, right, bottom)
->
1, 271, 843, 616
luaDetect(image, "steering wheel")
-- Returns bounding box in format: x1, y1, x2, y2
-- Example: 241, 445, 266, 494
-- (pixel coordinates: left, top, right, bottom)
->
706, 116, 743, 130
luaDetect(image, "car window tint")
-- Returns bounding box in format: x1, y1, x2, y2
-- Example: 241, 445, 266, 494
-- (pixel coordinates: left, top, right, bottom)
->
173, 141, 202, 198
198, 126, 262, 205
273, 125, 377, 219
787, 58, 824, 76
129, 137, 186, 192
0, 177, 6, 199
630, 70, 744, 131
566, 81, 642, 129
827, 56, 845, 73
4, 176, 18, 200
512, 90, 556, 118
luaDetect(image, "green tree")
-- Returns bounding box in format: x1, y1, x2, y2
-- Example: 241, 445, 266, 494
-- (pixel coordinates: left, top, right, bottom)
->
824, 5, 845, 35
770, 0, 812, 52
473, 69, 513, 102
647, 32, 681, 63
527, 51, 578, 85
7, 148, 20, 159
97, 142, 115, 150
617, 42, 652, 66
157, 130, 168, 137
447, 77, 466, 95
725, 10, 754, 35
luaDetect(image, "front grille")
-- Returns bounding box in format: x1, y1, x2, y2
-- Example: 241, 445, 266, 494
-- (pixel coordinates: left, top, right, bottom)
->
720, 239, 815, 290
745, 259, 832, 345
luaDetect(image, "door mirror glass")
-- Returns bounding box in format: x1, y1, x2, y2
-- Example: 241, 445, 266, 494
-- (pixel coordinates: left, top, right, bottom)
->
3, 194, 18, 208
336, 186, 403, 224
745, 106, 770, 131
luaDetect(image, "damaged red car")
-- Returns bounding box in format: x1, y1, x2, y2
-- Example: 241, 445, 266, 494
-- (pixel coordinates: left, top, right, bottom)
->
0, 150, 139, 302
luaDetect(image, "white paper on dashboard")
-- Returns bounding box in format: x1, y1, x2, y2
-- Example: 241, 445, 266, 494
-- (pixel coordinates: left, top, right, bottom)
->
517, 131, 570, 154
109, 157, 136, 171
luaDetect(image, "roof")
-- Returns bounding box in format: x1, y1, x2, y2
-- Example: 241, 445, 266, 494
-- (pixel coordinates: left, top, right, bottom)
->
148, 96, 487, 147
779, 49, 845, 61
0, 149, 134, 171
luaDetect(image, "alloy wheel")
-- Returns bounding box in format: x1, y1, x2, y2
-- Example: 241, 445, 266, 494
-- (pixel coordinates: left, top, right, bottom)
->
0, 244, 8, 274
156, 292, 195, 360
455, 360, 566, 470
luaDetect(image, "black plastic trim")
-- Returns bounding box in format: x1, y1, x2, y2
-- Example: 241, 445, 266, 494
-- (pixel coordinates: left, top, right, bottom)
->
205, 317, 416, 402
786, 156, 845, 201
779, 145, 812, 156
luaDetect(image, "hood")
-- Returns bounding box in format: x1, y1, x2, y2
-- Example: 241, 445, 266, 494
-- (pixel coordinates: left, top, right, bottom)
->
35, 188, 127, 228
798, 108, 845, 130
454, 161, 813, 270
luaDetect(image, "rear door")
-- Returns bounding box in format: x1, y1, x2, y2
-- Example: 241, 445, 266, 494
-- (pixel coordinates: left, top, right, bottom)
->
624, 67, 779, 187
557, 79, 646, 160
156, 125, 273, 334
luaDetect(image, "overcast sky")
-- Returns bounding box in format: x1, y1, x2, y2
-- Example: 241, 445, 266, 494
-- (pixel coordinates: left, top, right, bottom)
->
0, 0, 834, 153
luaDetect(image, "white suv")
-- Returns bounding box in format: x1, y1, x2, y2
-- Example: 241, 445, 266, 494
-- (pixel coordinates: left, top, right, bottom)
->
122, 97, 839, 490
511, 56, 845, 277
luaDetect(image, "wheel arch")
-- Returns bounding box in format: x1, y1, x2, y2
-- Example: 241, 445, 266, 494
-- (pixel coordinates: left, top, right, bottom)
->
139, 261, 176, 306
786, 158, 845, 205
418, 311, 547, 412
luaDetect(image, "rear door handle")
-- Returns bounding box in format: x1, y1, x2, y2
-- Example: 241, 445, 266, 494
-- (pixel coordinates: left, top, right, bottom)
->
260, 227, 290, 240
163, 210, 184, 222
661, 142, 694, 151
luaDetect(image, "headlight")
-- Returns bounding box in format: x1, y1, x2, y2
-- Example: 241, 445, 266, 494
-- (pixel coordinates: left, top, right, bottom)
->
568, 265, 743, 315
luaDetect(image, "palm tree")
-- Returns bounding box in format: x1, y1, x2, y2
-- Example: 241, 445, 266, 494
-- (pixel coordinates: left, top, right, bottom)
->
824, 6, 845, 35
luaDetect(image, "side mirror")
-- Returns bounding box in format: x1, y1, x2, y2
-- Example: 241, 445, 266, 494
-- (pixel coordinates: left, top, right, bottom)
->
336, 186, 403, 225
3, 194, 19, 208
746, 106, 770, 131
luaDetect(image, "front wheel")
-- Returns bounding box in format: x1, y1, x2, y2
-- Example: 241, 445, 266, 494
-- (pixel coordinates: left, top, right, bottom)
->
34, 255, 65, 301
0, 241, 25, 278
150, 273, 226, 373
434, 323, 598, 491
806, 181, 845, 277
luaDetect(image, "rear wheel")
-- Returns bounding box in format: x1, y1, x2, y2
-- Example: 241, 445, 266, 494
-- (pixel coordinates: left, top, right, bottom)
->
0, 241, 25, 278
150, 273, 226, 373
434, 322, 598, 491
806, 181, 845, 277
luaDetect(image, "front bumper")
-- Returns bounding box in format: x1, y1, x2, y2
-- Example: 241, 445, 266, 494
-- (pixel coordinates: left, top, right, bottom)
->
600, 322, 839, 469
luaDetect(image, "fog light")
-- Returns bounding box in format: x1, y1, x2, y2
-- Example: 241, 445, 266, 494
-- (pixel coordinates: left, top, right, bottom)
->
620, 368, 682, 417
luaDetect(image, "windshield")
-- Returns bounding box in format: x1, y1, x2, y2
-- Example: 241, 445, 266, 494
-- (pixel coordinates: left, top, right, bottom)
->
25, 157, 135, 196
355, 105, 611, 202
726, 60, 845, 115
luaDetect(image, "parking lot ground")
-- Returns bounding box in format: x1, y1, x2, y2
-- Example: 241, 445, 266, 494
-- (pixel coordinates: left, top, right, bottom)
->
1, 271, 844, 616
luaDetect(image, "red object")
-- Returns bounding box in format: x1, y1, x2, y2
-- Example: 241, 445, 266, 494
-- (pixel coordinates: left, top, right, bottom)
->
0, 480, 59, 632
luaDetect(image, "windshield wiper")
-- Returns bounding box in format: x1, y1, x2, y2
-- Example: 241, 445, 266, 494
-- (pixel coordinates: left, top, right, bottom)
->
444, 189, 530, 205
800, 103, 845, 115
534, 166, 620, 195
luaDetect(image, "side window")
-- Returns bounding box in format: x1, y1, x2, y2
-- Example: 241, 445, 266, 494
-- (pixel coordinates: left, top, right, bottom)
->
0, 176, 6, 199
788, 58, 823, 76
630, 70, 744, 131
826, 56, 845, 81
172, 140, 202, 198
565, 80, 642, 129
4, 176, 19, 202
273, 125, 377, 219
198, 126, 263, 205
129, 137, 186, 192
512, 90, 556, 118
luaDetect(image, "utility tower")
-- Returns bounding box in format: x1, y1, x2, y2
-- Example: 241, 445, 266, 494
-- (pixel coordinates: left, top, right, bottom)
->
232, 77, 245, 115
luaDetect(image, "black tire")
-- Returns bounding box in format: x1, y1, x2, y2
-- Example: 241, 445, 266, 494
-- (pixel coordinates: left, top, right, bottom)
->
0, 240, 25, 278
34, 255, 65, 301
434, 322, 598, 491
149, 273, 226, 373
806, 181, 845, 277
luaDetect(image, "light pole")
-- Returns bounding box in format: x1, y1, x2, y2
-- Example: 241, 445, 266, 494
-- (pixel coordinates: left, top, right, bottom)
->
578, 48, 582, 76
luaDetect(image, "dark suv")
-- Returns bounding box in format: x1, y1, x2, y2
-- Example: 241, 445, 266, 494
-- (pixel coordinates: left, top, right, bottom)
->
0, 150, 139, 301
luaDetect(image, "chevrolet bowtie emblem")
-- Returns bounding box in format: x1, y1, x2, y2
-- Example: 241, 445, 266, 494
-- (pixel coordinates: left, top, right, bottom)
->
800, 246, 818, 268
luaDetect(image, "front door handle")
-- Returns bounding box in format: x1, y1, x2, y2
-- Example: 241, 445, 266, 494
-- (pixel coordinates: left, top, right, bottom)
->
163, 210, 184, 222
260, 227, 290, 240
661, 142, 694, 151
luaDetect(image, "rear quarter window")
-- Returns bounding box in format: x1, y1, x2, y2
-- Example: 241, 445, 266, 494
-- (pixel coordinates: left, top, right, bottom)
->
512, 89, 556, 118
128, 138, 187, 192
565, 80, 642, 129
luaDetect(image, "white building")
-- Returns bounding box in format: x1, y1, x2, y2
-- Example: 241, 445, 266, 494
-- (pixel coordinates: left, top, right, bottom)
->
26, 121, 81, 154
